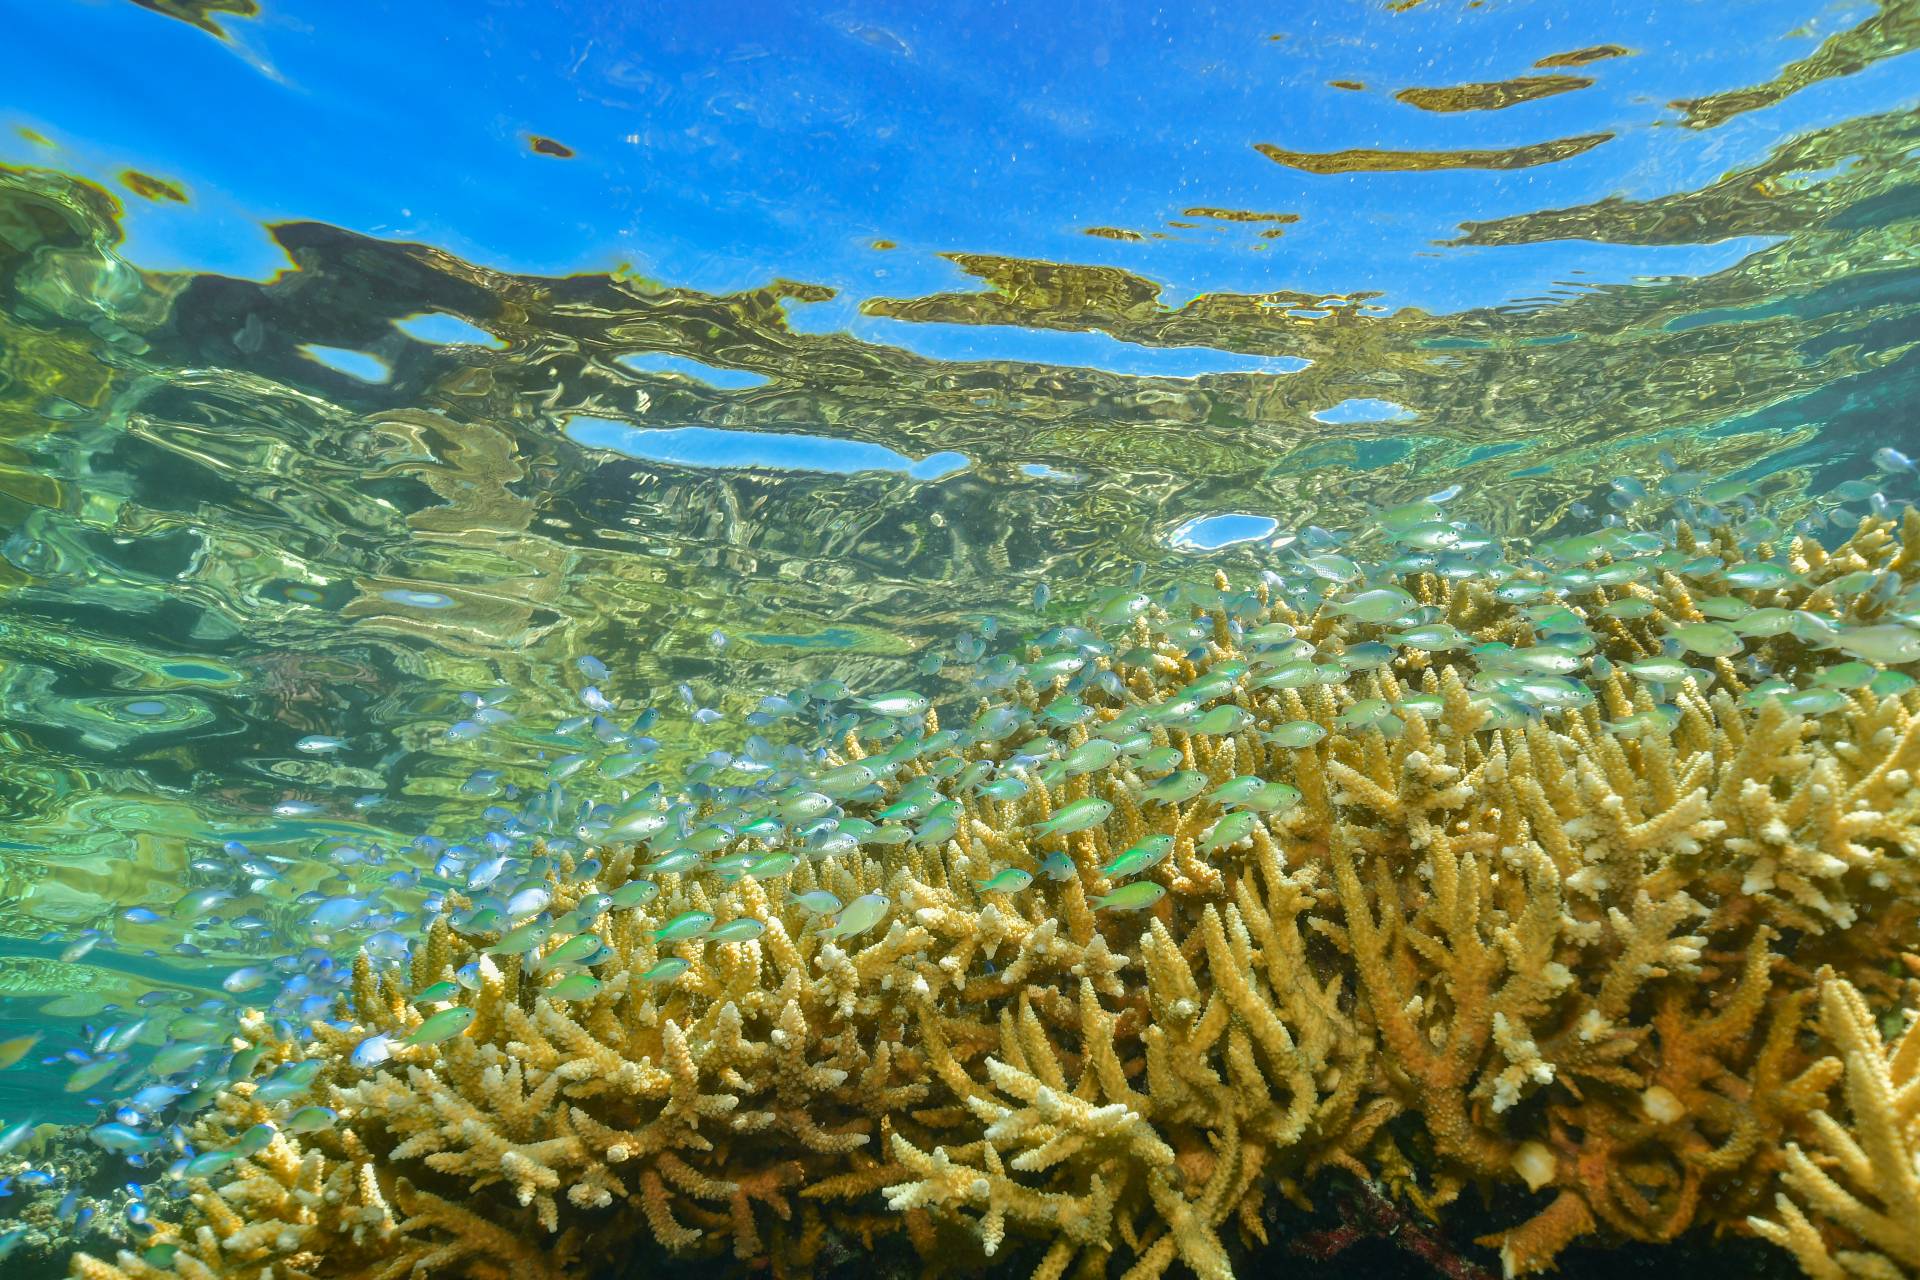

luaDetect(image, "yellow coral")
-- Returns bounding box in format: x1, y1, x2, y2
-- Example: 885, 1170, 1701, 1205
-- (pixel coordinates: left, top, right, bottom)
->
72, 514, 1920, 1280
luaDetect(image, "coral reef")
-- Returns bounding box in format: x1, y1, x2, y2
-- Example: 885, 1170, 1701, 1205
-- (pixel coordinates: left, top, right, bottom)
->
72, 512, 1920, 1280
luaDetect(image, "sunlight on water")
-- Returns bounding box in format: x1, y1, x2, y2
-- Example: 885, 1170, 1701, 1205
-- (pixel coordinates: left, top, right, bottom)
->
0, 0, 1914, 1272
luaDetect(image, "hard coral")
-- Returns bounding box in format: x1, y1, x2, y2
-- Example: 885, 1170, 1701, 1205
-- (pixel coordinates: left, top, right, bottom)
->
76, 513, 1920, 1280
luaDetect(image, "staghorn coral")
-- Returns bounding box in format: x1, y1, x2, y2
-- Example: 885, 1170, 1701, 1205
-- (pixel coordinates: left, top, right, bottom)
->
1750, 968, 1920, 1279
74, 512, 1920, 1280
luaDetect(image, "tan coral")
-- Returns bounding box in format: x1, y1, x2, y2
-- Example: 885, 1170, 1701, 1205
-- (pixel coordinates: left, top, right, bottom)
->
72, 515, 1920, 1280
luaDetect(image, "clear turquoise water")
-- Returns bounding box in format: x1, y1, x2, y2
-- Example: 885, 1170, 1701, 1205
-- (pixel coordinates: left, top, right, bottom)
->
0, 0, 1915, 1261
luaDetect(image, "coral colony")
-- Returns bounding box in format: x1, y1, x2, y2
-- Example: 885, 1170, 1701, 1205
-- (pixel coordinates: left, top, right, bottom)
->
63, 478, 1920, 1279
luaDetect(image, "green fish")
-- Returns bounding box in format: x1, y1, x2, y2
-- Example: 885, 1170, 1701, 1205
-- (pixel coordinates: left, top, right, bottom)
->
486, 921, 551, 957
1599, 598, 1655, 620
610, 879, 659, 909
1389, 623, 1467, 651
545, 973, 604, 1001
1814, 661, 1877, 690
1835, 624, 1920, 665
1199, 811, 1258, 853
1335, 587, 1416, 623
404, 1006, 476, 1047
1670, 622, 1741, 658
745, 853, 798, 879
864, 690, 929, 718
1101, 834, 1174, 879
1032, 798, 1113, 837
1141, 770, 1208, 804
1623, 658, 1691, 683
788, 889, 842, 915
1252, 661, 1319, 690
1260, 720, 1327, 749
1694, 595, 1753, 621
1039, 851, 1076, 881
1189, 704, 1251, 736
1731, 608, 1795, 637
285, 1106, 339, 1134
823, 893, 889, 940
1063, 740, 1122, 774
1336, 699, 1396, 731
1092, 882, 1167, 912
653, 911, 715, 943
640, 957, 690, 984
1133, 745, 1184, 775
706, 917, 768, 943
1235, 781, 1301, 814
1207, 775, 1267, 806
1778, 688, 1851, 715
975, 868, 1035, 894
412, 981, 460, 1005
1721, 562, 1801, 589
644, 849, 702, 874
1399, 694, 1445, 720
538, 933, 604, 972
1871, 670, 1919, 697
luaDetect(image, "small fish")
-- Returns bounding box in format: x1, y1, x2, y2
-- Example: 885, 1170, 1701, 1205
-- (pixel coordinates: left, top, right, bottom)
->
1198, 811, 1258, 853
1260, 720, 1327, 749
706, 917, 768, 943
65, 1057, 122, 1093
1721, 562, 1801, 590
1873, 447, 1914, 474
90, 1122, 158, 1154
538, 933, 604, 972
1039, 851, 1076, 881
643, 849, 702, 874
1140, 771, 1208, 804
1132, 745, 1184, 774
1623, 658, 1692, 683
285, 1106, 339, 1133
1603, 707, 1682, 738
487, 921, 551, 957
1835, 624, 1920, 665
1778, 688, 1851, 716
294, 735, 348, 753
640, 957, 690, 984
654, 911, 715, 943
1031, 798, 1113, 836
545, 973, 604, 1001
1189, 704, 1251, 735
610, 879, 660, 909
0, 1035, 40, 1071
1092, 882, 1167, 912
745, 853, 798, 879
864, 690, 930, 718
181, 1151, 235, 1178
788, 890, 842, 915
975, 868, 1035, 894
222, 967, 271, 994
1670, 622, 1741, 659
1101, 835, 1174, 879
1814, 661, 1877, 690
823, 893, 889, 940
353, 1028, 393, 1074
403, 1006, 476, 1047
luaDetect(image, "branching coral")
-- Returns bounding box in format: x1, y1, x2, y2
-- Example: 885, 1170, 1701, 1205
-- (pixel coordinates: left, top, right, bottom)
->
73, 512, 1920, 1280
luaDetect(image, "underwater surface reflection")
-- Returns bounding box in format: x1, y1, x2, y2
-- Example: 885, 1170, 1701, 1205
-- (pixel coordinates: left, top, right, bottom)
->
0, 0, 1915, 1273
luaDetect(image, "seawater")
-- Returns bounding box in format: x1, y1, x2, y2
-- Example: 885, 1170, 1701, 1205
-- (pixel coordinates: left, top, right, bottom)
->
0, 0, 1915, 1271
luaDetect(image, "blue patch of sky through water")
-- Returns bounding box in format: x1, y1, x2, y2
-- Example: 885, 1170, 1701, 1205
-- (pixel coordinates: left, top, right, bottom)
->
1169, 513, 1280, 551
564, 416, 969, 480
